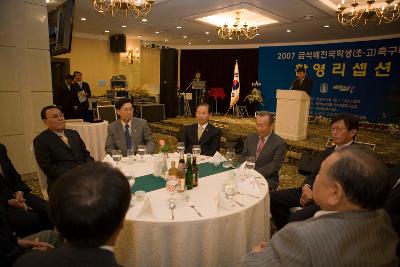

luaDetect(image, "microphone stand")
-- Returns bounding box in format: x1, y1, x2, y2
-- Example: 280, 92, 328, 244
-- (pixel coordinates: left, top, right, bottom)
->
181, 80, 194, 116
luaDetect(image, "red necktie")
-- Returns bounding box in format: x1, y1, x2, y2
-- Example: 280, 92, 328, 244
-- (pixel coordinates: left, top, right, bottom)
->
256, 137, 265, 159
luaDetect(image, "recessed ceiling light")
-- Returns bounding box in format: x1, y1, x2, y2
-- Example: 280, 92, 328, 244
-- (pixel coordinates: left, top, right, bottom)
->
205, 31, 210, 35
228, 37, 233, 40
155, 31, 160, 34
81, 18, 86, 21
164, 39, 168, 42
46, 0, 50, 3
104, 30, 110, 33
183, 35, 187, 39
176, 26, 182, 29
122, 25, 127, 28
286, 29, 292, 33
141, 18, 148, 22
188, 42, 191, 45
207, 39, 210, 42
137, 35, 142, 38
255, 33, 260, 36
323, 25, 330, 28
302, 15, 314, 20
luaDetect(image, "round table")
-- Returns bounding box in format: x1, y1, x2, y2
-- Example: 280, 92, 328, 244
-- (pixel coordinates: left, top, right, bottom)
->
65, 121, 108, 161
113, 154, 270, 267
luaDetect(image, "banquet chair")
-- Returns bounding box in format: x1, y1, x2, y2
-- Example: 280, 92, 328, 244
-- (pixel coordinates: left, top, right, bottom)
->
30, 145, 48, 200
97, 105, 117, 123
65, 119, 84, 123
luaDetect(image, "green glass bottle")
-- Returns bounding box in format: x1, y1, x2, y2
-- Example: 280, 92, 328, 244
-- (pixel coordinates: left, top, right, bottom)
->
185, 153, 193, 190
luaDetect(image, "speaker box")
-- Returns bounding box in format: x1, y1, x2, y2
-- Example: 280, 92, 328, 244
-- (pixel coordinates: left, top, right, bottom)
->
135, 104, 165, 122
109, 34, 126, 52
160, 48, 178, 118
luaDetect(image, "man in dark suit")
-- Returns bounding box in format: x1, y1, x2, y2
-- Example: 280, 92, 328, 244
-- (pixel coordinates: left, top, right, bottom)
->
71, 71, 92, 122
54, 75, 77, 119
182, 103, 221, 156
291, 66, 313, 95
105, 98, 155, 156
270, 113, 359, 229
0, 143, 52, 237
33, 106, 93, 191
243, 146, 399, 267
14, 162, 131, 267
241, 111, 287, 190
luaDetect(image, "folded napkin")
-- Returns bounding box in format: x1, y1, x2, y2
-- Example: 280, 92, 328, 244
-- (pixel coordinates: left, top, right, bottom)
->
102, 154, 117, 167
237, 177, 262, 197
126, 196, 150, 219
217, 192, 233, 210
211, 151, 227, 164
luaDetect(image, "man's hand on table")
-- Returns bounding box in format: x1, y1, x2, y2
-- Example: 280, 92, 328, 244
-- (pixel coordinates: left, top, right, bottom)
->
300, 184, 313, 207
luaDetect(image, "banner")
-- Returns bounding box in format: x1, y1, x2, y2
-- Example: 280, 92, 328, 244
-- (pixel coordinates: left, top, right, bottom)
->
230, 60, 240, 107
258, 38, 400, 122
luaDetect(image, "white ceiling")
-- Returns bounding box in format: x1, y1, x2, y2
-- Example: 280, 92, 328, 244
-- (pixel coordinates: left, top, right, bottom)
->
50, 0, 400, 46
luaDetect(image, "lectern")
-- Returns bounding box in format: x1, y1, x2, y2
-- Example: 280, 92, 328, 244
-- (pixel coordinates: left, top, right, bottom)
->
275, 89, 310, 141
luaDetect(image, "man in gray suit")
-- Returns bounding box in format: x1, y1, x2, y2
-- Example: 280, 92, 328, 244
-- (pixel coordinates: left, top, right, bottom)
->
241, 111, 287, 190
105, 98, 155, 156
243, 146, 399, 267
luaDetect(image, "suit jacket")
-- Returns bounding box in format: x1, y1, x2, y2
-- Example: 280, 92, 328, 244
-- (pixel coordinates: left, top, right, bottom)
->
14, 245, 122, 267
385, 164, 400, 238
71, 81, 91, 109
302, 145, 336, 187
243, 210, 399, 267
33, 129, 93, 189
182, 123, 221, 156
0, 144, 31, 199
54, 82, 77, 119
241, 132, 287, 190
105, 118, 155, 156
292, 76, 313, 96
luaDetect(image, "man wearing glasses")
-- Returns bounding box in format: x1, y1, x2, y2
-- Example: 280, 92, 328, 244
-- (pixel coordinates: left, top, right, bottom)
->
270, 113, 359, 229
105, 98, 155, 156
33, 106, 93, 191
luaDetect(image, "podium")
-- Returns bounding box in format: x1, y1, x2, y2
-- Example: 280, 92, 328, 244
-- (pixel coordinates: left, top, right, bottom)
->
275, 89, 310, 141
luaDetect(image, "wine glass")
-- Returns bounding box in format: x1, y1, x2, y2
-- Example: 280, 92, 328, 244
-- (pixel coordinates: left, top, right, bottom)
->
226, 148, 235, 167
127, 148, 134, 163
137, 145, 146, 162
224, 183, 236, 207
245, 156, 256, 178
192, 145, 201, 158
112, 150, 122, 166
177, 142, 185, 155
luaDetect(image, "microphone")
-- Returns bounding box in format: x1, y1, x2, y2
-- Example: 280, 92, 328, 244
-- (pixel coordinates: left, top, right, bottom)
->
290, 78, 297, 90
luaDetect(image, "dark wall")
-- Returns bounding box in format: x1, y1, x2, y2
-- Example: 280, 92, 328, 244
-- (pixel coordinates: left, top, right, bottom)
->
160, 48, 178, 118
180, 49, 259, 114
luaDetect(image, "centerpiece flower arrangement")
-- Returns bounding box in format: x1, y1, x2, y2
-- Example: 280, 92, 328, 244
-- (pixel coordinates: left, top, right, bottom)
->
244, 88, 264, 105
159, 139, 170, 153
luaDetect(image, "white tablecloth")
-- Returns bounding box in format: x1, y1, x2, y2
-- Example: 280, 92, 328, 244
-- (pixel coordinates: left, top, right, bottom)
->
65, 121, 108, 161
114, 154, 270, 267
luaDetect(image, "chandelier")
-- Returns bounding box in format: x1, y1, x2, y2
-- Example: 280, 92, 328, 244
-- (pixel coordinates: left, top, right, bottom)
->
217, 11, 258, 40
336, 0, 400, 26
92, 0, 154, 19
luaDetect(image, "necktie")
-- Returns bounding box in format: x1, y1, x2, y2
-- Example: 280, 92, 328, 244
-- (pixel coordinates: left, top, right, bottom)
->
60, 134, 70, 147
125, 124, 133, 150
198, 126, 204, 141
256, 137, 265, 159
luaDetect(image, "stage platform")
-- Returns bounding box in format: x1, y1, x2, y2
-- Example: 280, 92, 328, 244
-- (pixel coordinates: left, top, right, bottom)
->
149, 115, 400, 166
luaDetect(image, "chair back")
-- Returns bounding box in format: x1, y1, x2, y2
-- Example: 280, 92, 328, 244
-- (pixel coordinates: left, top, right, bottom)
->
30, 145, 48, 200
97, 105, 117, 123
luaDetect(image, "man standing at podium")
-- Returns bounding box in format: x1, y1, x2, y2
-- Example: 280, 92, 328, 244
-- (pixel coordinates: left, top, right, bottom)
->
291, 66, 313, 95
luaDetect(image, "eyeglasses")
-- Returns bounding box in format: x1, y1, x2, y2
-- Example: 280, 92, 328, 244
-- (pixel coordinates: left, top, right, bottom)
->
47, 113, 64, 119
121, 108, 134, 112
331, 126, 346, 132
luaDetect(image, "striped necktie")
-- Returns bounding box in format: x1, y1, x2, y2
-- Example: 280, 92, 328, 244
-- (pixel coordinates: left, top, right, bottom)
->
198, 126, 204, 141
60, 134, 70, 147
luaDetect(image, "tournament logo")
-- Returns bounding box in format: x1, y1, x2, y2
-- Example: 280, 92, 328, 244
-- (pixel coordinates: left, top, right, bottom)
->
320, 83, 328, 94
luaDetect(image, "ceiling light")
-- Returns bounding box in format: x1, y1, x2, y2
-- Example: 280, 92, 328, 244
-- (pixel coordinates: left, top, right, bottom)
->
217, 11, 259, 40
141, 18, 148, 22
323, 25, 330, 28
286, 29, 292, 32
137, 35, 142, 38
255, 33, 260, 36
81, 17, 87, 21
176, 26, 182, 29
205, 31, 210, 35
164, 39, 168, 42
92, 0, 154, 20
122, 25, 127, 28
155, 31, 160, 34
183, 35, 187, 38
188, 42, 191, 45
104, 30, 110, 33
302, 15, 314, 20
207, 39, 211, 42
336, 0, 400, 27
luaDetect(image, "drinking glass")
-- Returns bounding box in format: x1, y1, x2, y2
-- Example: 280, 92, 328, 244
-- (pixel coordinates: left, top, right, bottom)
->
226, 148, 235, 167
177, 142, 185, 155
137, 145, 146, 162
224, 183, 236, 207
112, 150, 122, 165
192, 145, 201, 157
245, 156, 256, 178
127, 148, 135, 163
